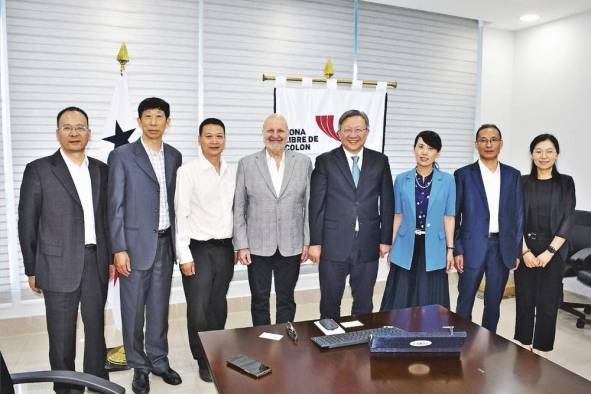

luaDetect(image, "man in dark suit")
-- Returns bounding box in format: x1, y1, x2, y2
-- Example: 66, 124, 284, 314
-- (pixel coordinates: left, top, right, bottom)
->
18, 107, 110, 394
108, 97, 182, 394
454, 124, 524, 332
309, 109, 394, 319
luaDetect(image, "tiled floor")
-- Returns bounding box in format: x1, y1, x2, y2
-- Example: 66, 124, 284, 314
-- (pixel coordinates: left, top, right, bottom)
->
2, 274, 590, 393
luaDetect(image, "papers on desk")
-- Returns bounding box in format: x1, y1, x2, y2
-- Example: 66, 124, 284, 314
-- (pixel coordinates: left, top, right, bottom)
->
259, 332, 283, 341
314, 320, 346, 335
341, 320, 364, 328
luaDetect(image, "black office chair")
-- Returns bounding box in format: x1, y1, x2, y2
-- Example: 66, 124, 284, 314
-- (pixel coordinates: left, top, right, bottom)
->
560, 210, 591, 328
1, 351, 125, 394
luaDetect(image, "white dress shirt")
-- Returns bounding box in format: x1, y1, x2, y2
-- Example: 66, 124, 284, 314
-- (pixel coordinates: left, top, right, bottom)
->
141, 137, 170, 230
174, 154, 236, 264
478, 159, 501, 233
60, 149, 96, 244
343, 147, 364, 231
266, 150, 285, 196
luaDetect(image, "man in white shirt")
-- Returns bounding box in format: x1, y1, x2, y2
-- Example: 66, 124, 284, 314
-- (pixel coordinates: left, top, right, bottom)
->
234, 114, 313, 326
453, 124, 524, 332
18, 107, 111, 393
175, 118, 236, 382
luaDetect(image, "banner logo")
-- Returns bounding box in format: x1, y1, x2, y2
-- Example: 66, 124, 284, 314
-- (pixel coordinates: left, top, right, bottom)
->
315, 115, 339, 141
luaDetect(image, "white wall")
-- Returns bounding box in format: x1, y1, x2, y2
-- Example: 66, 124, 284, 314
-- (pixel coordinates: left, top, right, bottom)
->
482, 11, 591, 210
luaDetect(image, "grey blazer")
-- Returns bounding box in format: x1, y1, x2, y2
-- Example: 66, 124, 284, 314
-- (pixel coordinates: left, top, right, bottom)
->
18, 150, 110, 292
107, 139, 182, 270
233, 149, 312, 257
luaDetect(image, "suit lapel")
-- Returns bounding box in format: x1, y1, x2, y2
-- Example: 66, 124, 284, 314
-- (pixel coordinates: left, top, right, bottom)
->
132, 139, 158, 184
88, 159, 100, 213
470, 161, 489, 210
50, 150, 82, 207
278, 151, 295, 198
164, 144, 174, 190
357, 148, 374, 190
335, 147, 356, 189
499, 164, 509, 213
427, 169, 443, 215
404, 170, 416, 218
255, 148, 278, 198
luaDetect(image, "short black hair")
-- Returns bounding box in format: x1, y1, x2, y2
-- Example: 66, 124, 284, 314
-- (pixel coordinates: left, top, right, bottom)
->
199, 118, 225, 136
57, 106, 89, 126
476, 123, 502, 141
138, 97, 170, 118
338, 109, 369, 130
414, 130, 442, 152
529, 133, 561, 178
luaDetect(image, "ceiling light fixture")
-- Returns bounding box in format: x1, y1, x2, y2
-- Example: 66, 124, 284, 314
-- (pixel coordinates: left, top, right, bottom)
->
520, 14, 540, 23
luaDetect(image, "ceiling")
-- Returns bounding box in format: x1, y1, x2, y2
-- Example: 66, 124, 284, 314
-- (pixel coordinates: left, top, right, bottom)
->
367, 0, 591, 30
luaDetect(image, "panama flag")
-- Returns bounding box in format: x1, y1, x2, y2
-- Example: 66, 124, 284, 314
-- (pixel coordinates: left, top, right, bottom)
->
100, 71, 138, 332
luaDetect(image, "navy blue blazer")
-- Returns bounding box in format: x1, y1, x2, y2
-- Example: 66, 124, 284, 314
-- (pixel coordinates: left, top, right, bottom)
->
454, 161, 524, 269
309, 147, 394, 262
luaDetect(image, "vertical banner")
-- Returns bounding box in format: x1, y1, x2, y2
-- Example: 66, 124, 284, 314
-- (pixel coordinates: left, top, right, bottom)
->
275, 86, 387, 159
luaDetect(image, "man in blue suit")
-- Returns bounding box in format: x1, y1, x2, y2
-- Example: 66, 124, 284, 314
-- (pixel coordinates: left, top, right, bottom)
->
108, 98, 183, 393
309, 109, 394, 319
454, 124, 523, 332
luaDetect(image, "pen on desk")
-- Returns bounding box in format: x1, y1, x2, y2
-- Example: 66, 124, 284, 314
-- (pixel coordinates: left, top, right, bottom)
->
286, 322, 298, 344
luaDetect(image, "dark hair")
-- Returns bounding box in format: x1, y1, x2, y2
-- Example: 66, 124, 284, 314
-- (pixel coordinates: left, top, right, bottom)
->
529, 133, 561, 178
476, 123, 502, 141
414, 130, 442, 152
57, 106, 89, 126
138, 97, 170, 118
199, 118, 225, 136
338, 109, 369, 130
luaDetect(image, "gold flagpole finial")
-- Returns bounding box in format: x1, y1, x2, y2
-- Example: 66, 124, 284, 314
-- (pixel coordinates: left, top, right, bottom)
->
323, 59, 334, 79
117, 42, 130, 75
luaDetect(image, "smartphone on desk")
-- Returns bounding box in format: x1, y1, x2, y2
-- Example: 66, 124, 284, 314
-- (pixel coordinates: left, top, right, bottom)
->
227, 354, 272, 378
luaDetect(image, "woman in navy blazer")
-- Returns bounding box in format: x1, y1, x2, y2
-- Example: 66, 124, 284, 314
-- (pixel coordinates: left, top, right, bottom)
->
381, 131, 456, 310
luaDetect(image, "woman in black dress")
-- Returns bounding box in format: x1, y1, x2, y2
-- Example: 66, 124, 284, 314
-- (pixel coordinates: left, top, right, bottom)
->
515, 134, 576, 354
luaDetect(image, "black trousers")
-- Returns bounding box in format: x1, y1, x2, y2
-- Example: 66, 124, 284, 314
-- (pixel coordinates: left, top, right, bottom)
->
319, 237, 379, 319
248, 250, 301, 326
514, 239, 565, 351
43, 247, 108, 394
183, 238, 234, 367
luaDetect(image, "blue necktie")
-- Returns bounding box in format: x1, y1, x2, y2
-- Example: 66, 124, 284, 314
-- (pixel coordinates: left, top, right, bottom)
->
351, 156, 360, 187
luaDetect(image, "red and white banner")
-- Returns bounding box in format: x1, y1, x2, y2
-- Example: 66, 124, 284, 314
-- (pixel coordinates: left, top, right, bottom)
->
275, 85, 387, 159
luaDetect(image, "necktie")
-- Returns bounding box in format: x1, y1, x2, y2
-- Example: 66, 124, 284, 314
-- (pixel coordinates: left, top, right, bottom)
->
352, 156, 360, 187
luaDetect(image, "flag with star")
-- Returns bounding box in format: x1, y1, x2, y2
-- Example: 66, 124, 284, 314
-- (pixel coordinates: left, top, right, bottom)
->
95, 71, 139, 162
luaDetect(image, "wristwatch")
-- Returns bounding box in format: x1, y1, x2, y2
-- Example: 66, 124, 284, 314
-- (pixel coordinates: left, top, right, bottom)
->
546, 245, 557, 254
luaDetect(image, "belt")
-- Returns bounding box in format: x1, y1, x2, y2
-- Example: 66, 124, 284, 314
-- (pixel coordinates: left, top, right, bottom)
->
85, 244, 96, 250
487, 232, 499, 239
192, 238, 233, 246
157, 228, 171, 238
414, 229, 426, 235
526, 232, 552, 240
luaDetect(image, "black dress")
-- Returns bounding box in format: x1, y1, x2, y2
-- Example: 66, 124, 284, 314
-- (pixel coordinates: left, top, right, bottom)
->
514, 176, 572, 351
380, 172, 449, 311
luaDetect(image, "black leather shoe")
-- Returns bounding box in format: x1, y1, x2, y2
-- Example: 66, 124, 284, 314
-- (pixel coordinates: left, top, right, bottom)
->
153, 368, 182, 385
132, 369, 150, 394
199, 367, 212, 383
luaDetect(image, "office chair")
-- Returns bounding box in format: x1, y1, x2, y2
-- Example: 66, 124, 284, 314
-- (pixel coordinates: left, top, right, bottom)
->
560, 210, 591, 328
1, 351, 125, 394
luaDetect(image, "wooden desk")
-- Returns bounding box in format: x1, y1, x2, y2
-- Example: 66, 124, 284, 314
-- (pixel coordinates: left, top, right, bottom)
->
198, 305, 590, 393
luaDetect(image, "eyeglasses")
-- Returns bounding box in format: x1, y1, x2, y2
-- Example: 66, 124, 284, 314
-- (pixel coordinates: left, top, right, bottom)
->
58, 125, 89, 133
339, 128, 368, 135
477, 137, 501, 145
533, 149, 556, 156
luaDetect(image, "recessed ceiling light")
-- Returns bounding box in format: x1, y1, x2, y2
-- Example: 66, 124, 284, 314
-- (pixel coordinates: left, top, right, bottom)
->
520, 14, 540, 23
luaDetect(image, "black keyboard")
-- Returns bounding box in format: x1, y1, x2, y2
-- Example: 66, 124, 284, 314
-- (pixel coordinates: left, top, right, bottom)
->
311, 327, 404, 349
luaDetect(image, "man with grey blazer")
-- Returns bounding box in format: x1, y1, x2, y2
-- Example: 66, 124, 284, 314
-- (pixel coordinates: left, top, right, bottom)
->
234, 113, 313, 326
108, 98, 182, 394
19, 107, 110, 394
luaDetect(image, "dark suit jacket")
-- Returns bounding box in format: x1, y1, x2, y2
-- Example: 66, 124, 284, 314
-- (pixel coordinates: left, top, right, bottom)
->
454, 161, 524, 269
522, 174, 576, 260
18, 150, 110, 292
309, 147, 394, 262
107, 139, 182, 270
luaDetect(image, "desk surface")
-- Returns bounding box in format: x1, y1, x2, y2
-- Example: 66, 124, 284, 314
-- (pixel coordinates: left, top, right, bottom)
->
198, 305, 590, 394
